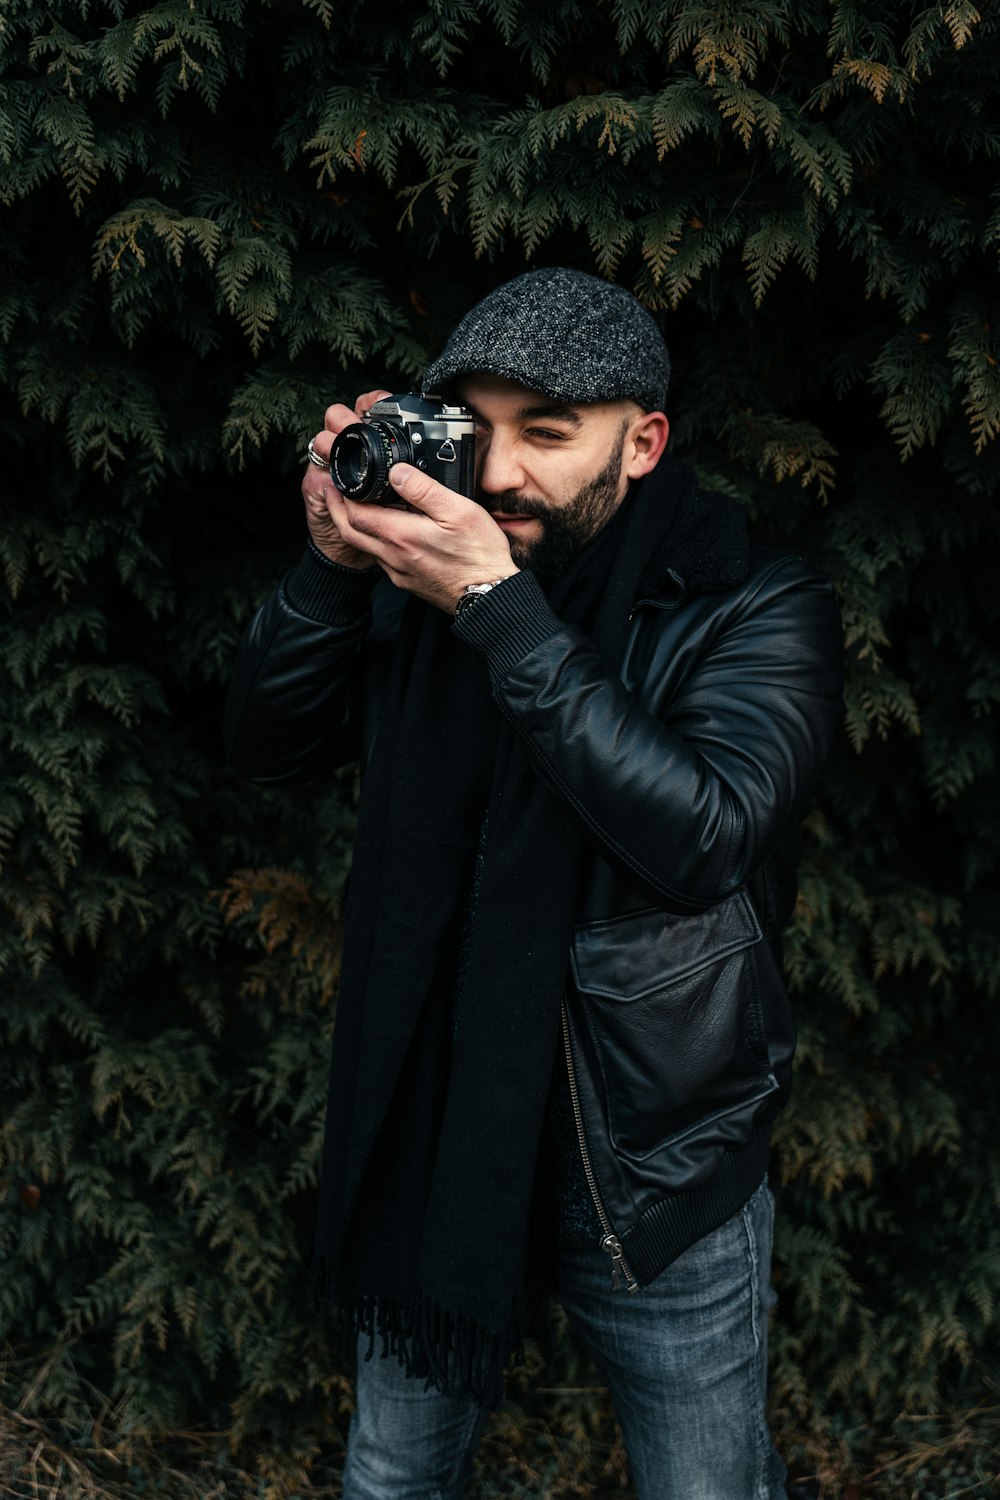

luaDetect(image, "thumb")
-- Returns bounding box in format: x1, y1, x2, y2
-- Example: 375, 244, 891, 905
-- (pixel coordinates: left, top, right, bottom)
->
387, 462, 459, 516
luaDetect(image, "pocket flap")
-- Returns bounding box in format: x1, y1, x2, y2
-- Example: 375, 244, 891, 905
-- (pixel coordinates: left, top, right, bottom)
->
570, 889, 762, 1000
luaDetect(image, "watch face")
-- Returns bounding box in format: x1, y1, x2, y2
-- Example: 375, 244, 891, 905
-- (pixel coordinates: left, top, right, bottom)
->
456, 584, 490, 618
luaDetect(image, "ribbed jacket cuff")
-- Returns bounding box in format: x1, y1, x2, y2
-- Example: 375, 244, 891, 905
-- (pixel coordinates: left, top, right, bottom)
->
620, 1129, 771, 1288
283, 539, 381, 624
451, 569, 561, 685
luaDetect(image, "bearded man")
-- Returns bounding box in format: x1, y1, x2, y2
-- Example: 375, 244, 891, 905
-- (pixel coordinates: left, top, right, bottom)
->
225, 267, 843, 1499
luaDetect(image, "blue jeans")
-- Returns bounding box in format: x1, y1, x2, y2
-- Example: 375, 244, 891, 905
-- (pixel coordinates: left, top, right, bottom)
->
341, 1179, 787, 1499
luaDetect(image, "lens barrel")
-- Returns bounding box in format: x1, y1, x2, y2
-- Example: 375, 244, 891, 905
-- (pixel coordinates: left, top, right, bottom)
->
331, 421, 409, 502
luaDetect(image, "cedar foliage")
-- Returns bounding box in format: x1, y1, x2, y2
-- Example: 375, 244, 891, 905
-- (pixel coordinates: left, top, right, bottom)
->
1, 0, 998, 1493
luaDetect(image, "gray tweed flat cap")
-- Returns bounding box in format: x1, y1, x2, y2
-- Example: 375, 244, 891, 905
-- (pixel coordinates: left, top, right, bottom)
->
422, 267, 670, 412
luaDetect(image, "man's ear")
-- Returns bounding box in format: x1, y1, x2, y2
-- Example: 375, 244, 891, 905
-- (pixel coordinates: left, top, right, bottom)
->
624, 411, 669, 479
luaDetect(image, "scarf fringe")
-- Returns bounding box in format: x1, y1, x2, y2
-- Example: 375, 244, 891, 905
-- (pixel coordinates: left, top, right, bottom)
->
313, 1258, 524, 1410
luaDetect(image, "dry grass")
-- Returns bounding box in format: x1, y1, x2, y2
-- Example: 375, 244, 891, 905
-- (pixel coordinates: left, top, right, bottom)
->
0, 1402, 242, 1500
1, 1346, 996, 1500
0, 1401, 630, 1500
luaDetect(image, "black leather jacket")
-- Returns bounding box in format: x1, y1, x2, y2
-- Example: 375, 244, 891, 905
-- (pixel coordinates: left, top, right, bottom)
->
225, 471, 843, 1288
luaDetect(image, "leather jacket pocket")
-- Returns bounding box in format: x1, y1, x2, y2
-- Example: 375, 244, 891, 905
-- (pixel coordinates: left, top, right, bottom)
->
568, 890, 777, 1161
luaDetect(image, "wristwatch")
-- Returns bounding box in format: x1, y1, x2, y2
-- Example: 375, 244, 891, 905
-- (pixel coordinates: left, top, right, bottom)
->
453, 579, 507, 621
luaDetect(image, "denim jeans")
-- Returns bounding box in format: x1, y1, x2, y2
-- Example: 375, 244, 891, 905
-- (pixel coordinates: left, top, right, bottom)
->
341, 1179, 787, 1499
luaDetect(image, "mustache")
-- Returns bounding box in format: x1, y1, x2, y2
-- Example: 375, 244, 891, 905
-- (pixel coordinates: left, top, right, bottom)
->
481, 491, 551, 520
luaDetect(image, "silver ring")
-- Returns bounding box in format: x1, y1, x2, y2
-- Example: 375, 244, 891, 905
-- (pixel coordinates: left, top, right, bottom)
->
306, 438, 330, 471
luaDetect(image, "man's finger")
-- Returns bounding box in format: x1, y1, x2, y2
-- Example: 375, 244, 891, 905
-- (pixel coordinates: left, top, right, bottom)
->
387, 462, 470, 519
327, 488, 400, 557
354, 388, 393, 418
323, 402, 363, 434
307, 433, 334, 465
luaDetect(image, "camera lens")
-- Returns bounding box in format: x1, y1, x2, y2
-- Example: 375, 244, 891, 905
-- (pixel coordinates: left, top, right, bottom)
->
331, 421, 410, 502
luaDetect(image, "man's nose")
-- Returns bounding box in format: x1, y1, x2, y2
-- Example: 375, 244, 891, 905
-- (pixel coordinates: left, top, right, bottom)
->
477, 434, 524, 494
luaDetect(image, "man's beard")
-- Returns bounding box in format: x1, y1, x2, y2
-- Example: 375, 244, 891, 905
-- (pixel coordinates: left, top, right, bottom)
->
482, 427, 627, 583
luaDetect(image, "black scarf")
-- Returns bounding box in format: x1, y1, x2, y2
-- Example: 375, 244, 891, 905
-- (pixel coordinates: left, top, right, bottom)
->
313, 458, 749, 1407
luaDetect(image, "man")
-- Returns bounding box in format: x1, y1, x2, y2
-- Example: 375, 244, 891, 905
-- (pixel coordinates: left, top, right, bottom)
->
225, 267, 843, 1498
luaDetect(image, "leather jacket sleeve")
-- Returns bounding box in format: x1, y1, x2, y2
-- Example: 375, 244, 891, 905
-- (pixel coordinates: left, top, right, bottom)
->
226, 541, 843, 916
223, 543, 385, 784
452, 556, 843, 913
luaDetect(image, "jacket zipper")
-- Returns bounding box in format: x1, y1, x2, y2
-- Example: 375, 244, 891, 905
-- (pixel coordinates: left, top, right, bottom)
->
560, 1002, 640, 1294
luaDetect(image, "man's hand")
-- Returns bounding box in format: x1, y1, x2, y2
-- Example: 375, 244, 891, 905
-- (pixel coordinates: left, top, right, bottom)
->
302, 390, 392, 569
326, 462, 519, 614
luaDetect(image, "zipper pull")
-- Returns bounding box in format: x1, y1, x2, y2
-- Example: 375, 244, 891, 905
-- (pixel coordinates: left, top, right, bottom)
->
600, 1232, 638, 1293
600, 1232, 624, 1290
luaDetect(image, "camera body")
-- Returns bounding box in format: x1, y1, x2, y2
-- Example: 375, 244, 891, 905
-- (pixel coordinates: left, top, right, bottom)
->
330, 394, 477, 506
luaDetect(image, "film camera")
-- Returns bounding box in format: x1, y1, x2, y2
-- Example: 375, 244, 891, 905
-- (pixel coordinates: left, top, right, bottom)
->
330, 395, 477, 506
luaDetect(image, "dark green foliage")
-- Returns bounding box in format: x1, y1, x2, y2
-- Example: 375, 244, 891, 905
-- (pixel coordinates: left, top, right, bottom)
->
1, 1, 998, 1492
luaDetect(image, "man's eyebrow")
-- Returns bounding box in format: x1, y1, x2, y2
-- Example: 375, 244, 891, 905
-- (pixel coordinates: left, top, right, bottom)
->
460, 398, 585, 427
515, 402, 584, 426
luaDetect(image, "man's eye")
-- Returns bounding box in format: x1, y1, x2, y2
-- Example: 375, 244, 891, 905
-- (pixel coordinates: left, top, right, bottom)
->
528, 427, 566, 441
